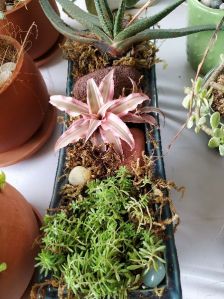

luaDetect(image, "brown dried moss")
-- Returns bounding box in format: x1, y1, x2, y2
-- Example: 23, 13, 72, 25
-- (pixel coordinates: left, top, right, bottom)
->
62, 40, 159, 80
61, 40, 109, 79
59, 139, 122, 205
0, 38, 17, 65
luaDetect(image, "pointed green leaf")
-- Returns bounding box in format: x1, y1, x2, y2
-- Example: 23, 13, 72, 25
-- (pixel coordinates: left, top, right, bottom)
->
114, 25, 222, 53
85, 0, 97, 14
126, 0, 140, 8
114, 0, 126, 37
114, 0, 185, 42
57, 0, 112, 43
210, 112, 220, 129
195, 77, 203, 93
94, 0, 113, 37
208, 137, 220, 148
58, 0, 100, 26
39, 0, 99, 43
219, 144, 224, 156
0, 171, 6, 190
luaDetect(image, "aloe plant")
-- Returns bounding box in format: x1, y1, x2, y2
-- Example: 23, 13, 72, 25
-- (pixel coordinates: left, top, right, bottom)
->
39, 0, 222, 58
50, 69, 157, 154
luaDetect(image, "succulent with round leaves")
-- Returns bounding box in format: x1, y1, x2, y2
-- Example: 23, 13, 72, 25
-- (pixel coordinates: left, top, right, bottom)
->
182, 74, 224, 156
39, 0, 223, 58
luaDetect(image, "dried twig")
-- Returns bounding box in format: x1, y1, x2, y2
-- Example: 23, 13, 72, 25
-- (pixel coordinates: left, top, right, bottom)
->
127, 0, 157, 27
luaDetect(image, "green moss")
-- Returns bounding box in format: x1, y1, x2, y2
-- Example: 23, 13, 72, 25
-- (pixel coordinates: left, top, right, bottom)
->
36, 167, 165, 299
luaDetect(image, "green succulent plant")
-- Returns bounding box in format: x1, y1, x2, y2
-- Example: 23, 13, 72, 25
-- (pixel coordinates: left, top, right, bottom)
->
85, 0, 140, 14
182, 64, 224, 156
39, 0, 222, 58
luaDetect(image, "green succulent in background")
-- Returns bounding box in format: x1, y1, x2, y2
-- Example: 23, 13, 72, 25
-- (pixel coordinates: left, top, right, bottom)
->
39, 0, 222, 58
183, 77, 224, 156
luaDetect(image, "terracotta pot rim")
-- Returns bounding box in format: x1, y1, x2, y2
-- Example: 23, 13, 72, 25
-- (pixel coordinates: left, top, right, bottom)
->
0, 34, 24, 94
188, 0, 224, 15
4, 0, 33, 16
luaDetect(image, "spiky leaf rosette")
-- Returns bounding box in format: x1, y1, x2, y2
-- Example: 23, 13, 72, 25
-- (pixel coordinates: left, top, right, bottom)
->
39, 0, 222, 58
50, 69, 158, 155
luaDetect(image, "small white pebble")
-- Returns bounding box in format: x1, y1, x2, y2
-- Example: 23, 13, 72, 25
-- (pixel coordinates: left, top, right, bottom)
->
220, 3, 224, 9
0, 70, 12, 87
68, 166, 91, 186
0, 62, 16, 73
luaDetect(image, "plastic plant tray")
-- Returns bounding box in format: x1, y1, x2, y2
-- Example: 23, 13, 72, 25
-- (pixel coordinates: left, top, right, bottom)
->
34, 61, 182, 299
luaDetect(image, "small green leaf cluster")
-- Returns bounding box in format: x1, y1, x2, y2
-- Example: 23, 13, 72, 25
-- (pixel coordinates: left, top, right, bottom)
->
0, 262, 7, 272
183, 78, 224, 156
36, 167, 165, 298
0, 171, 6, 191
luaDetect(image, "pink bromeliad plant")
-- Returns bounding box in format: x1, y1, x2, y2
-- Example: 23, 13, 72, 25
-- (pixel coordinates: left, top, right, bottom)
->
50, 69, 157, 155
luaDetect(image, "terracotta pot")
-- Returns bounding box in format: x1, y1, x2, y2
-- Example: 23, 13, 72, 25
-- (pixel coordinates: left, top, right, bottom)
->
0, 0, 60, 64
0, 35, 56, 165
0, 182, 40, 299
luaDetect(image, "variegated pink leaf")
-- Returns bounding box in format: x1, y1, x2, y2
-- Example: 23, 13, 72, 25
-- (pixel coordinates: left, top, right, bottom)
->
99, 69, 115, 103
102, 112, 135, 149
100, 128, 123, 155
122, 113, 157, 126
50, 95, 89, 117
110, 93, 149, 117
85, 119, 102, 142
98, 100, 118, 118
87, 78, 104, 114
55, 119, 89, 151
91, 131, 105, 150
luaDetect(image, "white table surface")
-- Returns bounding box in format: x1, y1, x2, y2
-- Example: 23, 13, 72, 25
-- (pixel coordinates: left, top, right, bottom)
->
2, 1, 224, 299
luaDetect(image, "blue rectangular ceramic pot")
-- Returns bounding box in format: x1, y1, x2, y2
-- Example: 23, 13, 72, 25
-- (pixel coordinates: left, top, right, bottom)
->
34, 61, 182, 299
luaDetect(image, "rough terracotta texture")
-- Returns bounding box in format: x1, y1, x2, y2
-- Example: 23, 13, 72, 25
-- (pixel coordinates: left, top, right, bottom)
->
0, 183, 40, 299
0, 0, 60, 61
0, 35, 49, 153
122, 128, 145, 168
73, 66, 142, 101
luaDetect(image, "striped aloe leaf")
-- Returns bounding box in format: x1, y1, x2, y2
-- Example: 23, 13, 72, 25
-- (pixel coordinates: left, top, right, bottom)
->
114, 0, 185, 42
113, 0, 126, 37
94, 0, 113, 37
39, 0, 224, 58
115, 25, 221, 54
